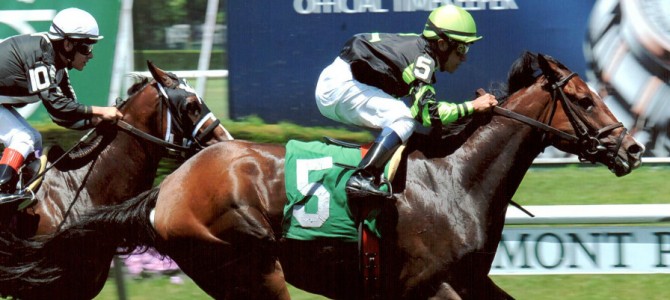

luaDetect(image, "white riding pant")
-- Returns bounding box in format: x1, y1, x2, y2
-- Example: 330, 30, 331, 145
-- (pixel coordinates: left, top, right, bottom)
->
315, 57, 425, 143
0, 104, 42, 158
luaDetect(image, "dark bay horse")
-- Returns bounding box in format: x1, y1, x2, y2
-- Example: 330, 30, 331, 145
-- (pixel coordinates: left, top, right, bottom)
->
0, 61, 231, 299
0, 53, 643, 299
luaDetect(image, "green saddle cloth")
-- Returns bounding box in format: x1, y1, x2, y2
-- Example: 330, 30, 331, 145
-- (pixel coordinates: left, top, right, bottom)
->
283, 140, 383, 242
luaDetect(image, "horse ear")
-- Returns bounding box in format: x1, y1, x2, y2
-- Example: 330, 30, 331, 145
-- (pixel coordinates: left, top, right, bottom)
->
147, 60, 178, 88
537, 54, 560, 81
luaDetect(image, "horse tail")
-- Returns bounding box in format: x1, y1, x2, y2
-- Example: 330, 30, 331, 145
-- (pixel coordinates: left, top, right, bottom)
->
0, 186, 160, 299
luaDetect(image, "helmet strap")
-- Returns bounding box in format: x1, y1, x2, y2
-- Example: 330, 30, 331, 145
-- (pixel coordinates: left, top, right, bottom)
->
427, 19, 460, 62
426, 19, 478, 41
426, 19, 453, 43
51, 23, 67, 39
62, 39, 77, 69
430, 38, 456, 64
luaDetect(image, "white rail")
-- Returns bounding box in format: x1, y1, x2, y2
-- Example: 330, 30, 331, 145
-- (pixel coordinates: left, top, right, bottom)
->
506, 204, 670, 224
135, 69, 228, 79
533, 156, 670, 164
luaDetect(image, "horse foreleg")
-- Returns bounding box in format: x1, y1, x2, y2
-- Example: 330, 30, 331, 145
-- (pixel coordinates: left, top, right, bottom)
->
262, 259, 291, 300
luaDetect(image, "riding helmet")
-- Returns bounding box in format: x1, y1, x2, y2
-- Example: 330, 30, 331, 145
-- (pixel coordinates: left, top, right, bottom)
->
47, 8, 104, 41
422, 5, 482, 43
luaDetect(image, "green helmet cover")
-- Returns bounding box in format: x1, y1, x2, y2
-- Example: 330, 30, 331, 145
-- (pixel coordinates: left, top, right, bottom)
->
422, 5, 482, 43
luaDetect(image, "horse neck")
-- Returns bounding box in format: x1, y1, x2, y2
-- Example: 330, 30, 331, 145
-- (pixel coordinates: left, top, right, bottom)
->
91, 102, 163, 200
425, 90, 551, 238
456, 117, 544, 199
41, 113, 164, 215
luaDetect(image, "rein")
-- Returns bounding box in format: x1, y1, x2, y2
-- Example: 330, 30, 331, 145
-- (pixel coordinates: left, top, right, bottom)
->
50, 80, 207, 227
116, 120, 191, 154
493, 72, 625, 164
114, 80, 215, 157
492, 106, 577, 142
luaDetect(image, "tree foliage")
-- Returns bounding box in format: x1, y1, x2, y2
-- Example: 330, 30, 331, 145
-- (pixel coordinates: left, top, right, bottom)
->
133, 0, 226, 49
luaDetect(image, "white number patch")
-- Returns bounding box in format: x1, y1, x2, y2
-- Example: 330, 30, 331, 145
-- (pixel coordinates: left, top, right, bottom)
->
28, 63, 53, 93
413, 55, 435, 83
292, 157, 333, 227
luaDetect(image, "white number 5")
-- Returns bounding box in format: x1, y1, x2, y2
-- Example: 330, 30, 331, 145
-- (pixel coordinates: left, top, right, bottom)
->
293, 157, 332, 227
413, 56, 433, 82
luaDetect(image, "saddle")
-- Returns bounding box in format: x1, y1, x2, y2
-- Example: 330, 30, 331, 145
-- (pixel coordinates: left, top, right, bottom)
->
324, 137, 402, 299
324, 136, 406, 185
282, 137, 407, 299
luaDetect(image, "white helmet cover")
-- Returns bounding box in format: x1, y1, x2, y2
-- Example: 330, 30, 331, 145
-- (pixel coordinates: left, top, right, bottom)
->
47, 8, 103, 41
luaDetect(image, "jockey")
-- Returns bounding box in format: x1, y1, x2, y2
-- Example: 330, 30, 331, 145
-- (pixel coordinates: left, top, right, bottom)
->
0, 8, 123, 200
315, 5, 498, 201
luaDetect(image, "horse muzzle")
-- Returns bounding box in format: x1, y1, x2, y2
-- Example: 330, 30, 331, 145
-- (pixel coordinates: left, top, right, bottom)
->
610, 136, 644, 177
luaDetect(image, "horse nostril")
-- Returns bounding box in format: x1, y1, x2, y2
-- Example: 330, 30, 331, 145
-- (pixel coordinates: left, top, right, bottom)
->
627, 143, 644, 155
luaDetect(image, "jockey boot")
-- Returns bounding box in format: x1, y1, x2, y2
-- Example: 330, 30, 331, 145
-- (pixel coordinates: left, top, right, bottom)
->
0, 164, 18, 194
0, 164, 34, 209
0, 148, 34, 209
0, 147, 25, 195
346, 130, 402, 200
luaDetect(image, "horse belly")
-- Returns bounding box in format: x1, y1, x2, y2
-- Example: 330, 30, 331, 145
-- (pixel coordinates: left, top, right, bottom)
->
278, 239, 361, 299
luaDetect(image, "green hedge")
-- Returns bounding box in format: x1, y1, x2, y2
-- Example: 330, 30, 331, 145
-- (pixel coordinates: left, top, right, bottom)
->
134, 50, 227, 71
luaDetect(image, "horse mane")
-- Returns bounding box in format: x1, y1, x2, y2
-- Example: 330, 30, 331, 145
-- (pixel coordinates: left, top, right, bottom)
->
126, 75, 151, 95
408, 51, 545, 157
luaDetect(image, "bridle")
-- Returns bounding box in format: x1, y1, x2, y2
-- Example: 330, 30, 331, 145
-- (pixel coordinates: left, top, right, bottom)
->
493, 71, 626, 166
116, 77, 220, 157
50, 78, 217, 228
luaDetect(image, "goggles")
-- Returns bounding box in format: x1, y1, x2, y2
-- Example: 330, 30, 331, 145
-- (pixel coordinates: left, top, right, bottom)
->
426, 20, 472, 56
75, 43, 94, 55
454, 42, 470, 56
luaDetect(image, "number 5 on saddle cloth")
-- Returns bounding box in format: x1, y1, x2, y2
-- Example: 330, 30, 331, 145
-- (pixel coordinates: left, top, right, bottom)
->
282, 139, 405, 241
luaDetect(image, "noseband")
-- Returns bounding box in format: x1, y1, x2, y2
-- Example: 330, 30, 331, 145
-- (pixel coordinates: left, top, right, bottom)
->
493, 72, 626, 165
115, 79, 218, 157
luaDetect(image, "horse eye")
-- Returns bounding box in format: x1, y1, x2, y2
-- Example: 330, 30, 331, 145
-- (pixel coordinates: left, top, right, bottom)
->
577, 97, 594, 111
186, 101, 201, 116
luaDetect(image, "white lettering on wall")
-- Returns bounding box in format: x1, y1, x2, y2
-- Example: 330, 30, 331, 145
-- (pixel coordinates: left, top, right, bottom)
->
294, 0, 388, 14
0, 10, 55, 35
492, 226, 670, 275
294, 0, 518, 14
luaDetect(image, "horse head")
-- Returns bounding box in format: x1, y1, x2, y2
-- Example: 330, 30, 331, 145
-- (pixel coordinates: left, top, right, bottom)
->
119, 61, 232, 158
505, 52, 643, 176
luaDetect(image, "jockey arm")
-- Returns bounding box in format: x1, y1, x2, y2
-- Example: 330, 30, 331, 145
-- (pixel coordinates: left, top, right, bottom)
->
409, 82, 474, 127
40, 78, 96, 130
406, 54, 474, 127
406, 55, 497, 127
39, 69, 121, 129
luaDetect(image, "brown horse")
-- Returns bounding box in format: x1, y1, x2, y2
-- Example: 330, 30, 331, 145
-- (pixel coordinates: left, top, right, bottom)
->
0, 61, 231, 299
0, 52, 643, 299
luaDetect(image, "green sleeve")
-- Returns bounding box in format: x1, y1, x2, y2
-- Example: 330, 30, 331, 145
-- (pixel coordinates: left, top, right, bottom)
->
410, 83, 474, 127
435, 101, 474, 124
